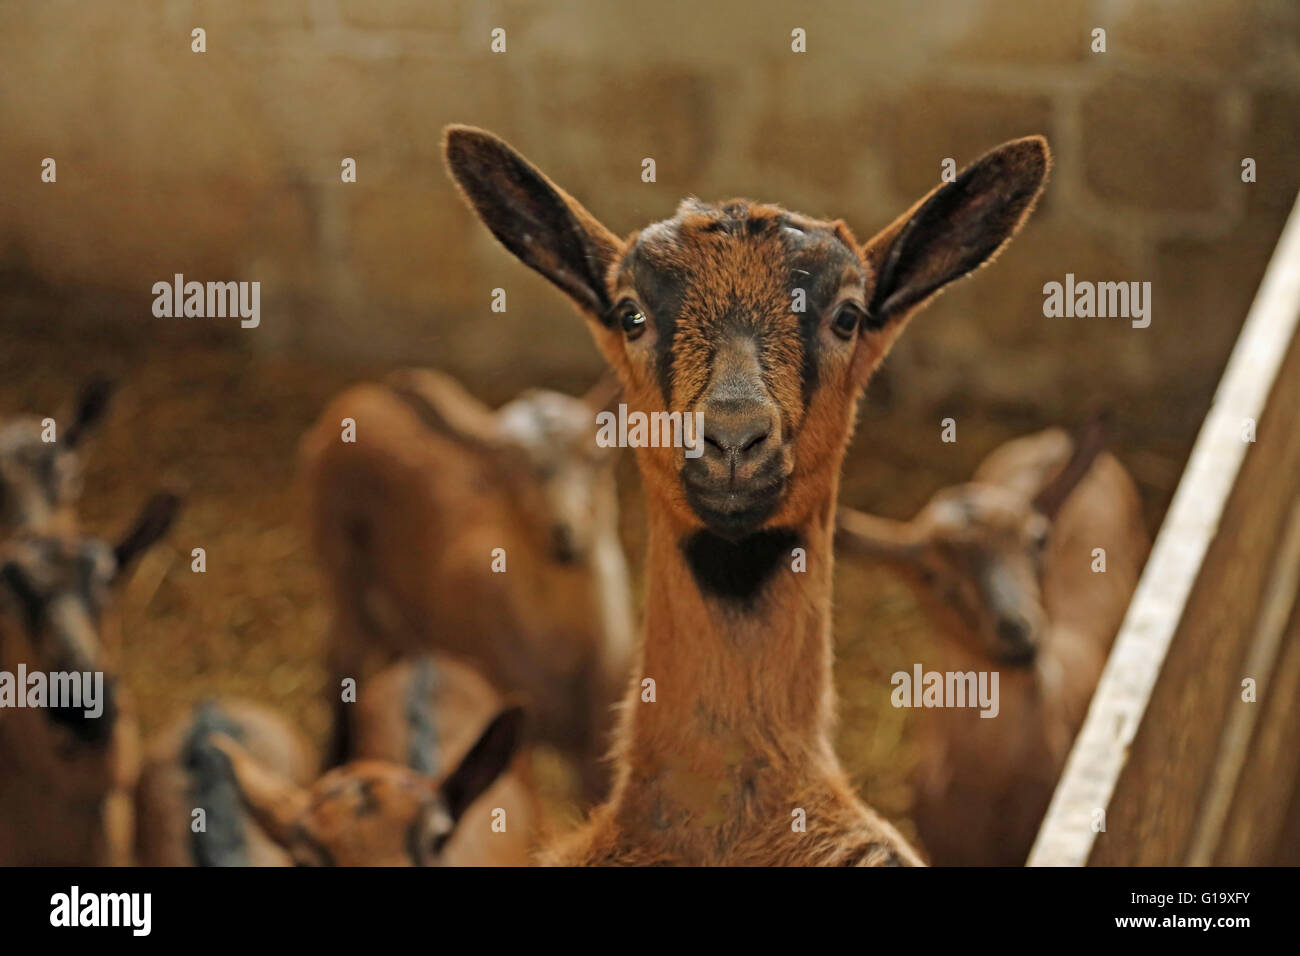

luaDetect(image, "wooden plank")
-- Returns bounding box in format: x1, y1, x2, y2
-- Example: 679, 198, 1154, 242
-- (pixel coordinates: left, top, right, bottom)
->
1189, 500, 1300, 864
1210, 587, 1300, 865
1029, 194, 1300, 866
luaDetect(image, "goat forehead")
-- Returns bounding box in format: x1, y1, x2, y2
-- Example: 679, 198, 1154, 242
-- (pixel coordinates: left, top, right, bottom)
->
930, 486, 1030, 532
313, 768, 425, 822
626, 201, 862, 301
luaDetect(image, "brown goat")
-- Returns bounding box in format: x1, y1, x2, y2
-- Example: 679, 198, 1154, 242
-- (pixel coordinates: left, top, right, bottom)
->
301, 369, 632, 801
444, 125, 1049, 865
0, 380, 114, 536
134, 698, 315, 866
214, 701, 526, 866
837, 418, 1149, 865
352, 654, 539, 865
0, 493, 179, 864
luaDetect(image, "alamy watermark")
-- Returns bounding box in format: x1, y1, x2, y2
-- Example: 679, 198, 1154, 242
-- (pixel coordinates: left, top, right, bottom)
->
1043, 273, 1151, 329
595, 403, 705, 458
891, 664, 1000, 718
50, 886, 150, 936
151, 274, 260, 328
0, 665, 105, 718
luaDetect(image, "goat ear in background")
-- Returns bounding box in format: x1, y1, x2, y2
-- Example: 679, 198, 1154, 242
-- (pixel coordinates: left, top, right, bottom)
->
386, 367, 503, 455
1032, 407, 1112, 520
211, 734, 311, 852
438, 704, 525, 824
64, 378, 115, 448
835, 507, 926, 563
113, 491, 181, 576
582, 369, 623, 416
855, 136, 1050, 383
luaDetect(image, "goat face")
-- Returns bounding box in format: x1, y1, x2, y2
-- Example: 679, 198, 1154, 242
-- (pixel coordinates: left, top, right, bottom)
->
0, 493, 178, 747
495, 389, 617, 565
0, 534, 122, 744
0, 419, 85, 535
838, 485, 1050, 664
218, 705, 524, 866
905, 486, 1052, 665
444, 127, 1049, 543
0, 381, 114, 535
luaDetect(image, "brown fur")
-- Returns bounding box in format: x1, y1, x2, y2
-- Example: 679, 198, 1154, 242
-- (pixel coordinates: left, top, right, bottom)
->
216, 699, 527, 866
444, 125, 1050, 865
301, 372, 632, 800
134, 698, 315, 866
353, 655, 539, 865
0, 380, 113, 537
837, 423, 1150, 865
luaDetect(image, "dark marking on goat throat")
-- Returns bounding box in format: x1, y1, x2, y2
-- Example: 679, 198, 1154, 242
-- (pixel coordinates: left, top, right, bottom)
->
681, 529, 801, 605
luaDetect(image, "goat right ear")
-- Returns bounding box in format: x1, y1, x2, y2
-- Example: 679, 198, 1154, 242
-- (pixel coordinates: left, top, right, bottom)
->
835, 507, 926, 562
1032, 408, 1111, 520
438, 705, 525, 824
113, 492, 181, 576
64, 379, 115, 448
211, 734, 311, 852
443, 125, 622, 323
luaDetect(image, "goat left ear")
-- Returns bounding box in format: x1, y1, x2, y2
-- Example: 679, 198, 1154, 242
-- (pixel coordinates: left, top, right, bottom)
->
113, 492, 181, 575
386, 368, 502, 455
860, 136, 1050, 340
438, 705, 525, 823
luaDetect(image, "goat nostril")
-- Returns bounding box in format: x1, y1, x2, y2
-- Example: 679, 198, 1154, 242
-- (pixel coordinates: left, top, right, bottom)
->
996, 617, 1035, 653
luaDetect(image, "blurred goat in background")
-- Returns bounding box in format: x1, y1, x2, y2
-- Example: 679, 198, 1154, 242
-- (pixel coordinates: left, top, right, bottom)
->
302, 369, 633, 803
0, 380, 114, 537
0, 492, 179, 864
837, 414, 1149, 865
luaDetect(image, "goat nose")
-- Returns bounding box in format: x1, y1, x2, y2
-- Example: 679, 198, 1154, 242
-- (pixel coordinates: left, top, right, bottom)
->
702, 411, 771, 464
996, 617, 1037, 659
550, 524, 579, 564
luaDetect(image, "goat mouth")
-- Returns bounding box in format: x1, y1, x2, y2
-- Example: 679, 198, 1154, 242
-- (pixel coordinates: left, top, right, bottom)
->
682, 479, 785, 540
993, 642, 1038, 667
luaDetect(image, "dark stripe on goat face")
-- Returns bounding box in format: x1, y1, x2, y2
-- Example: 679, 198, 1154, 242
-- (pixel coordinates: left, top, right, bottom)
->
619, 230, 687, 405
782, 221, 866, 404
1, 561, 46, 634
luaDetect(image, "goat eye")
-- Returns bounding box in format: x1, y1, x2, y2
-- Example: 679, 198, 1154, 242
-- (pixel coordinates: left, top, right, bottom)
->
615, 300, 647, 341
831, 303, 863, 340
